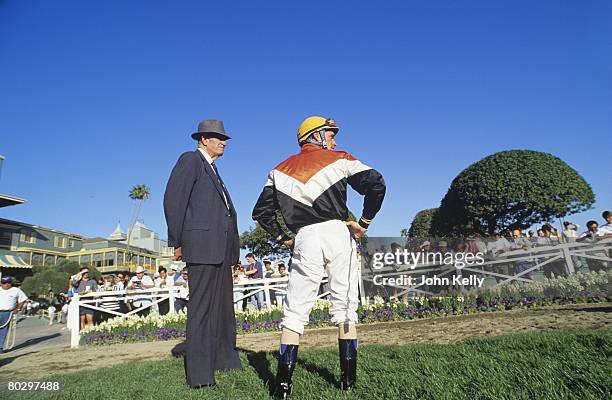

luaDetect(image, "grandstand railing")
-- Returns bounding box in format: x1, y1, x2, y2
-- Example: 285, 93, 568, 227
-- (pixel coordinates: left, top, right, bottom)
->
360, 238, 612, 299
231, 274, 337, 308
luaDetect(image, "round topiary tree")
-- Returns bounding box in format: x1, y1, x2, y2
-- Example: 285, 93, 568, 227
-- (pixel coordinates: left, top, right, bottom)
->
431, 150, 595, 236
404, 208, 438, 238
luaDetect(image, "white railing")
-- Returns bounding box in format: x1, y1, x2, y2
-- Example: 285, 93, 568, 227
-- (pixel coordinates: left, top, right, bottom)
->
69, 275, 341, 348
232, 275, 334, 309
69, 286, 182, 348
361, 238, 612, 299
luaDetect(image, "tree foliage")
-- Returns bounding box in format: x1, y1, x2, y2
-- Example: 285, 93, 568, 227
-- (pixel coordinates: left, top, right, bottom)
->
127, 184, 151, 264
240, 224, 289, 260
129, 184, 151, 202
404, 208, 439, 238
21, 261, 102, 297
431, 150, 595, 236
240, 210, 357, 260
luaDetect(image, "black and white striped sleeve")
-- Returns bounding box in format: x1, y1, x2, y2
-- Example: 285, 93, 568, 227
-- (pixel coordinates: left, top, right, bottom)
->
252, 172, 292, 242
345, 157, 386, 229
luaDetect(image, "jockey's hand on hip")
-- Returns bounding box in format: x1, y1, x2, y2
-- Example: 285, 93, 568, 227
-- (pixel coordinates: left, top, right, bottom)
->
283, 239, 294, 250
345, 221, 366, 239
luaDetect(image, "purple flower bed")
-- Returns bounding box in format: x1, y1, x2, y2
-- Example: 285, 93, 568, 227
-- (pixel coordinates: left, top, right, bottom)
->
84, 328, 186, 345
238, 319, 282, 332
83, 295, 609, 346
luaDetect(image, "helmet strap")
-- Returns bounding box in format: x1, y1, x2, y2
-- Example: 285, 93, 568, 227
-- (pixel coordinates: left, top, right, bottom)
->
303, 129, 329, 149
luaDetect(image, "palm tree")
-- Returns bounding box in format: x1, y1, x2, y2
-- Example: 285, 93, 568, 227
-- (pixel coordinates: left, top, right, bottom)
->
126, 184, 151, 268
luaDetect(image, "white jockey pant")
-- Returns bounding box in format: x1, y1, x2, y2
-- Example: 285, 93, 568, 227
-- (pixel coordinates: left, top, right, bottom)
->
281, 219, 359, 335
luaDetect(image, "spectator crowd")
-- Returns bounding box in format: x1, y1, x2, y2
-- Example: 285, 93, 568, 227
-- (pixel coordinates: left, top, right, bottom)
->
4, 211, 609, 331
363, 210, 612, 297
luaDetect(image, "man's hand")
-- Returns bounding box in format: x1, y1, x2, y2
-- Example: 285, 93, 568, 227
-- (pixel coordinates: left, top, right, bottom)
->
173, 247, 182, 261
345, 221, 366, 239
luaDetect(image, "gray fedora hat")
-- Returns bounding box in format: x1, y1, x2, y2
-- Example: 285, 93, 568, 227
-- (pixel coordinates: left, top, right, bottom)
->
191, 119, 231, 141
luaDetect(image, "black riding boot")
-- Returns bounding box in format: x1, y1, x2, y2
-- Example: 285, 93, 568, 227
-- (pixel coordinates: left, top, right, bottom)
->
339, 339, 357, 390
274, 344, 299, 399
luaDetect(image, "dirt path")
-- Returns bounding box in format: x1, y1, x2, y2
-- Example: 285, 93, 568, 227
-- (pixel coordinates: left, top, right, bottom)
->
0, 303, 609, 383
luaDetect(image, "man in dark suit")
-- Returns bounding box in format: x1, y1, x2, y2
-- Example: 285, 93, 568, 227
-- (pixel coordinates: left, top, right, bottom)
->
163, 119, 242, 388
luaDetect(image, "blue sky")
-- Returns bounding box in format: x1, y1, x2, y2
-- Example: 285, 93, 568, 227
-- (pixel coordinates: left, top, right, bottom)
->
1, 0, 610, 241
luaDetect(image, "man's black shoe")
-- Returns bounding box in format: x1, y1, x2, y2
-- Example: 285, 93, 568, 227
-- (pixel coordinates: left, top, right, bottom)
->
190, 383, 218, 390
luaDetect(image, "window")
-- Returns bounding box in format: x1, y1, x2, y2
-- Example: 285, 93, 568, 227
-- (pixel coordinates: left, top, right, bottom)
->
69, 240, 76, 248
0, 231, 11, 246
21, 231, 36, 244
55, 237, 67, 248
32, 253, 43, 265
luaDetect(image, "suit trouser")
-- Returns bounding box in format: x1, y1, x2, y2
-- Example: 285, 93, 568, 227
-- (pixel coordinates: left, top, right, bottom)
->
185, 261, 241, 386
281, 219, 360, 335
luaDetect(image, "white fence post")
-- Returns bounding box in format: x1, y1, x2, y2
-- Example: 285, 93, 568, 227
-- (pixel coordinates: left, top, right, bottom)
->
358, 267, 366, 304
263, 280, 271, 308
562, 245, 576, 274
69, 293, 80, 348
169, 287, 176, 314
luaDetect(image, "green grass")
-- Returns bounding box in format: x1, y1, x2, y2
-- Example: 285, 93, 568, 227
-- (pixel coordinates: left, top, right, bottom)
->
5, 329, 611, 400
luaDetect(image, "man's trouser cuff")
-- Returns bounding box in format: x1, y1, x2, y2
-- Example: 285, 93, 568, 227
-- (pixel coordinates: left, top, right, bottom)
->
280, 320, 305, 336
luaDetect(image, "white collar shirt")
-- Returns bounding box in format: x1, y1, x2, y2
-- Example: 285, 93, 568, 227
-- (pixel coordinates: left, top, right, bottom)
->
197, 148, 229, 208
598, 223, 612, 235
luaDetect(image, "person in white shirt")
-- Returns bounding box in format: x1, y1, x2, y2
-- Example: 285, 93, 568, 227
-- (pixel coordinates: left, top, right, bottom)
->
271, 262, 289, 306
562, 221, 580, 242
510, 229, 532, 251
535, 225, 560, 246
510, 229, 534, 277
61, 303, 69, 324
174, 268, 189, 313
0, 276, 28, 353
155, 267, 174, 315
560, 222, 587, 271
168, 264, 180, 283
155, 267, 175, 288
263, 260, 275, 279
600, 211, 612, 265
598, 211, 612, 237
534, 225, 567, 277
113, 274, 125, 290
232, 263, 247, 312
577, 221, 604, 241
577, 220, 609, 272
486, 231, 513, 281
97, 276, 120, 322
127, 266, 155, 317
487, 231, 512, 256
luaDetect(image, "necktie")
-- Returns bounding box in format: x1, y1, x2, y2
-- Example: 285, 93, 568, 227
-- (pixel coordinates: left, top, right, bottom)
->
211, 162, 230, 209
